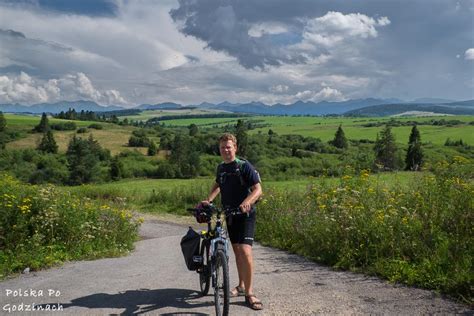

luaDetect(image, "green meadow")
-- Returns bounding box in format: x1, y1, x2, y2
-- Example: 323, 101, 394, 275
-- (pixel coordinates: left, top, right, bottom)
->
4, 114, 143, 155
123, 108, 227, 121
158, 115, 474, 145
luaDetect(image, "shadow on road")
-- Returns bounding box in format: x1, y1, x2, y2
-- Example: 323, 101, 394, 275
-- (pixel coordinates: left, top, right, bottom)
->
37, 288, 211, 315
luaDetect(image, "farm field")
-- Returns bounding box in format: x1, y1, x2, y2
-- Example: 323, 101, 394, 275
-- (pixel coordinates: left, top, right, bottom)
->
122, 108, 228, 121
3, 113, 474, 153
156, 115, 474, 145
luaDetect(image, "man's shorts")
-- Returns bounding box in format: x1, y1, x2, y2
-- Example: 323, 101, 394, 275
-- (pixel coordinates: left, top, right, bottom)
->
227, 211, 256, 246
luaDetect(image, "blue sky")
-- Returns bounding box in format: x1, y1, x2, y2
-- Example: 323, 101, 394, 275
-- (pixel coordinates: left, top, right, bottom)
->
0, 0, 473, 106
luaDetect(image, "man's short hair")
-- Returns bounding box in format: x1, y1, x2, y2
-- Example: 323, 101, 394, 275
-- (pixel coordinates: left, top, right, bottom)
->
219, 133, 237, 145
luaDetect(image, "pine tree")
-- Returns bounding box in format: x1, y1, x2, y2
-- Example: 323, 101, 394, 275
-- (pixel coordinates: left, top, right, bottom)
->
374, 125, 398, 170
235, 119, 248, 157
66, 135, 102, 184
0, 111, 6, 132
331, 125, 348, 149
37, 130, 58, 154
405, 125, 423, 171
188, 123, 198, 136
110, 156, 124, 180
147, 140, 158, 156
34, 113, 50, 133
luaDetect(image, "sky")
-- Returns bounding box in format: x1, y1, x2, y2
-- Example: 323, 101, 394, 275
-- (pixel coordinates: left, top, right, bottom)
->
0, 0, 473, 107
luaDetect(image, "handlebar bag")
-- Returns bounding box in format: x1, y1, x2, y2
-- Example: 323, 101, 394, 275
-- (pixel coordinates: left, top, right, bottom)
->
180, 227, 201, 271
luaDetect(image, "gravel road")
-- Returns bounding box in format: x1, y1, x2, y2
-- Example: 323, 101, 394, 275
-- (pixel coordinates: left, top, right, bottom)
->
1, 217, 471, 315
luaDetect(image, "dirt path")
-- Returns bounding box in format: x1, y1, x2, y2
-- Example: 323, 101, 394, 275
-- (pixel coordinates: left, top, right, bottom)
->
0, 217, 471, 315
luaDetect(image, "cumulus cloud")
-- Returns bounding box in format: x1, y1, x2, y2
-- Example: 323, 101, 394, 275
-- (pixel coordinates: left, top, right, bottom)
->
0, 0, 472, 104
301, 11, 390, 48
0, 72, 127, 105
295, 87, 346, 102
465, 48, 474, 60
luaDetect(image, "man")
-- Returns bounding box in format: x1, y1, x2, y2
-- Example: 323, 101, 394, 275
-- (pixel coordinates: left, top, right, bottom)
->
201, 133, 263, 311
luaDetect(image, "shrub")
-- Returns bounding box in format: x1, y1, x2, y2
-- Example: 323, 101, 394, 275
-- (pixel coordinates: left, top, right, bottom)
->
88, 123, 103, 130
0, 175, 141, 277
256, 160, 473, 301
50, 122, 76, 131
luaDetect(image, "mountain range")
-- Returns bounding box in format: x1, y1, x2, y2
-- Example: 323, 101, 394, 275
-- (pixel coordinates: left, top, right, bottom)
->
1, 98, 473, 117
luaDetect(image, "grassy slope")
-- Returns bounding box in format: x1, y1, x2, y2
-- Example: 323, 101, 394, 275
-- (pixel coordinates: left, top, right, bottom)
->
4, 114, 146, 155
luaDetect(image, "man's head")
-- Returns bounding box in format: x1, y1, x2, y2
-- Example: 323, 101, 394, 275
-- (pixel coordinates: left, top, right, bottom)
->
219, 133, 237, 163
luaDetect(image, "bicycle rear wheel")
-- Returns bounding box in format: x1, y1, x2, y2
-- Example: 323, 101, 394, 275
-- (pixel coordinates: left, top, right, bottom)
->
214, 246, 229, 316
199, 242, 210, 295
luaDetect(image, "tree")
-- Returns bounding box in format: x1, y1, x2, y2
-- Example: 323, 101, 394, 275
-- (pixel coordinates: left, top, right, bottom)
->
170, 134, 200, 178
34, 113, 50, 133
188, 123, 199, 136
373, 125, 398, 170
405, 125, 423, 171
0, 111, 6, 132
235, 119, 248, 157
330, 125, 348, 149
110, 156, 124, 181
147, 140, 158, 156
66, 135, 104, 185
37, 130, 58, 154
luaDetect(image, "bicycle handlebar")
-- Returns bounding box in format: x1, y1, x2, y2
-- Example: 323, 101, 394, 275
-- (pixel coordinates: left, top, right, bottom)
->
187, 205, 246, 216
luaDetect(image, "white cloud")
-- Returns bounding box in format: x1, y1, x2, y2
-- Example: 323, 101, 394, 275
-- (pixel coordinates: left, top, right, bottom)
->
302, 11, 390, 48
0, 72, 127, 105
248, 22, 288, 37
465, 48, 474, 60
269, 84, 289, 93
295, 87, 346, 102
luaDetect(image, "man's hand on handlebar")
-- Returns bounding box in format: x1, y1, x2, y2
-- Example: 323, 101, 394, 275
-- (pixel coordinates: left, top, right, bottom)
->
200, 200, 212, 206
239, 201, 252, 213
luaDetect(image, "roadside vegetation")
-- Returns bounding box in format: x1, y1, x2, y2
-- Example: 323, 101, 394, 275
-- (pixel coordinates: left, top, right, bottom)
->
257, 159, 473, 303
0, 174, 141, 279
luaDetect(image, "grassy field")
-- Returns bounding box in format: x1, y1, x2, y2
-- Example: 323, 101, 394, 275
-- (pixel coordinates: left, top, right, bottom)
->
4, 113, 474, 152
158, 115, 474, 145
4, 114, 147, 155
66, 171, 423, 213
122, 108, 228, 121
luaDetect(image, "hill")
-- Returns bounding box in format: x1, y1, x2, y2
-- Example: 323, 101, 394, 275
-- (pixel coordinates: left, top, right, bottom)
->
0, 100, 123, 114
344, 100, 474, 117
2, 98, 473, 116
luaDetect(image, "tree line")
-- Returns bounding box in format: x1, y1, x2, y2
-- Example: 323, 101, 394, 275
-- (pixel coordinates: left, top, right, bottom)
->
0, 111, 464, 186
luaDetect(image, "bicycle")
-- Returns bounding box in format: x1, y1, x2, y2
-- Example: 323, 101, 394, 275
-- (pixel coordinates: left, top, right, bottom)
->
187, 204, 243, 316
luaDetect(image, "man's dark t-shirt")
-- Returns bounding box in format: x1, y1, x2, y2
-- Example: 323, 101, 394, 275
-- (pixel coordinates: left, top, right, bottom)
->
215, 159, 260, 210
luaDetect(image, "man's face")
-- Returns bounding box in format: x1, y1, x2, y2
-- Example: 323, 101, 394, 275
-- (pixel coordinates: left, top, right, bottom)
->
219, 140, 237, 163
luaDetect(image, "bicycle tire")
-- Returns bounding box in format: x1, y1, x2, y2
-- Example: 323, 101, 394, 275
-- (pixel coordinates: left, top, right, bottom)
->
214, 246, 229, 316
199, 242, 210, 296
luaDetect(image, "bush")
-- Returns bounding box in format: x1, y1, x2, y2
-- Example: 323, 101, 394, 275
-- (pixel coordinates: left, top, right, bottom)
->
256, 160, 473, 301
50, 122, 77, 131
88, 123, 103, 130
77, 127, 89, 133
0, 175, 141, 278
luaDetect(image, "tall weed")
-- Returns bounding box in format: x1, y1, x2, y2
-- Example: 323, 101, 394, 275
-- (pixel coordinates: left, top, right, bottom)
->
256, 158, 473, 302
0, 175, 141, 278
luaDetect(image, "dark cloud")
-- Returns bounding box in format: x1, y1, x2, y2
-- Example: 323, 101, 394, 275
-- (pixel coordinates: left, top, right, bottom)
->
170, 0, 309, 68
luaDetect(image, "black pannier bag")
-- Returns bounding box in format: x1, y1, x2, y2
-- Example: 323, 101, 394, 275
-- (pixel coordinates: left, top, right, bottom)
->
180, 227, 201, 271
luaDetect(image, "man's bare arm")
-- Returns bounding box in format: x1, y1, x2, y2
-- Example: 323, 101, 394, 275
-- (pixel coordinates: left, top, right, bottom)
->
240, 182, 263, 213
202, 182, 220, 205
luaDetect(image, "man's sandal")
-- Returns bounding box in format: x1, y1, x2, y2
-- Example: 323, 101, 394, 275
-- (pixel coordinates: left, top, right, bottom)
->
230, 286, 245, 297
245, 294, 263, 310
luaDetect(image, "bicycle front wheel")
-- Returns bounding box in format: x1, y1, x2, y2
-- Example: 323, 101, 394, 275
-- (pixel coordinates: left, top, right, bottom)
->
199, 242, 210, 296
214, 247, 229, 316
